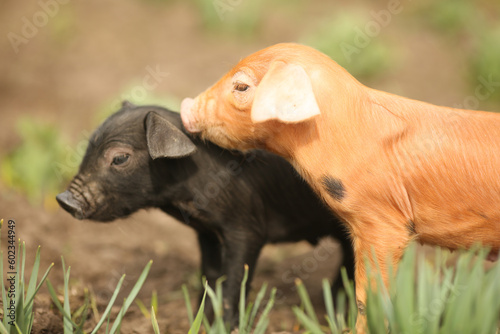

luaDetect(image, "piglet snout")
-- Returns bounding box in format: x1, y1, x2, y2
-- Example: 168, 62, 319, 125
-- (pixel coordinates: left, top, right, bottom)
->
56, 190, 85, 220
180, 98, 201, 134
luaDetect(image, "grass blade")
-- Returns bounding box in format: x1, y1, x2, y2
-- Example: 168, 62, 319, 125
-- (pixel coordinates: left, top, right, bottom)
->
112, 302, 126, 334
205, 284, 220, 318
1, 249, 9, 331
202, 315, 211, 333
182, 284, 194, 326
188, 282, 208, 334
151, 290, 158, 315
340, 267, 357, 331
14, 322, 22, 334
15, 284, 25, 333
135, 299, 150, 319
13, 240, 22, 332
0, 219, 7, 333
24, 262, 54, 310
46, 279, 79, 328
89, 273, 126, 334
239, 264, 249, 333
109, 260, 153, 334
24, 246, 41, 310
253, 287, 276, 334
205, 279, 226, 333
292, 306, 323, 334
20, 242, 26, 298
62, 258, 73, 334
322, 279, 339, 334
151, 306, 160, 334
89, 288, 100, 325
246, 282, 268, 332
74, 291, 90, 333
295, 279, 319, 324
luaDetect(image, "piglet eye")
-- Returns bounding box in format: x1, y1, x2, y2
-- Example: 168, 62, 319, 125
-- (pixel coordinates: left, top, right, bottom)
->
112, 154, 130, 166
234, 82, 250, 92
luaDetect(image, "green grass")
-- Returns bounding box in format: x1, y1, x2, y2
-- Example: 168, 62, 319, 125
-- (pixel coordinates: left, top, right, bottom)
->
293, 268, 356, 334
96, 90, 182, 125
0, 219, 153, 333
423, 0, 483, 37
174, 264, 276, 334
135, 289, 158, 320
469, 24, 500, 107
300, 11, 393, 80
46, 259, 152, 334
415, 0, 500, 109
0, 119, 76, 206
48, 4, 77, 48
2, 216, 500, 333
0, 219, 54, 334
0, 94, 182, 209
295, 244, 500, 333
192, 0, 265, 38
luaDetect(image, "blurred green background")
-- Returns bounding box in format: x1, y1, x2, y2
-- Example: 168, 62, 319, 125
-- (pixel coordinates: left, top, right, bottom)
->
1, 0, 499, 207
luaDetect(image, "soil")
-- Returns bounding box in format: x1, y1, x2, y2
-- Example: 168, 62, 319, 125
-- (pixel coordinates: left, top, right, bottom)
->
1, 189, 343, 333
0, 0, 496, 333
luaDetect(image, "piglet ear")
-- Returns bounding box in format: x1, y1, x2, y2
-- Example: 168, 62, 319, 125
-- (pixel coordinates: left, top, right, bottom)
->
145, 111, 197, 159
251, 61, 321, 123
121, 100, 136, 109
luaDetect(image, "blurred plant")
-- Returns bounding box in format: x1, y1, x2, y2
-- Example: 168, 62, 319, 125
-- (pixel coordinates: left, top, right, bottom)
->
469, 25, 500, 107
300, 12, 393, 80
0, 92, 183, 208
0, 219, 54, 334
96, 90, 182, 125
417, 0, 500, 109
294, 244, 500, 333
293, 269, 356, 333
368, 245, 500, 334
139, 0, 176, 5
46, 258, 152, 334
192, 0, 265, 38
178, 264, 276, 334
0, 218, 152, 333
424, 0, 483, 37
0, 118, 74, 207
48, 4, 77, 47
135, 289, 158, 319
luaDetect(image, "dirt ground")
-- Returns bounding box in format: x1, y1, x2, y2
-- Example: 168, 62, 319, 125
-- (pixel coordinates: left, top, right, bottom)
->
0, 0, 497, 333
1, 188, 345, 333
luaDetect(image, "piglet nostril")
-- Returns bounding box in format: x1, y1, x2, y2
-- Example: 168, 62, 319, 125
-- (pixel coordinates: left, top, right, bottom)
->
56, 191, 85, 219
